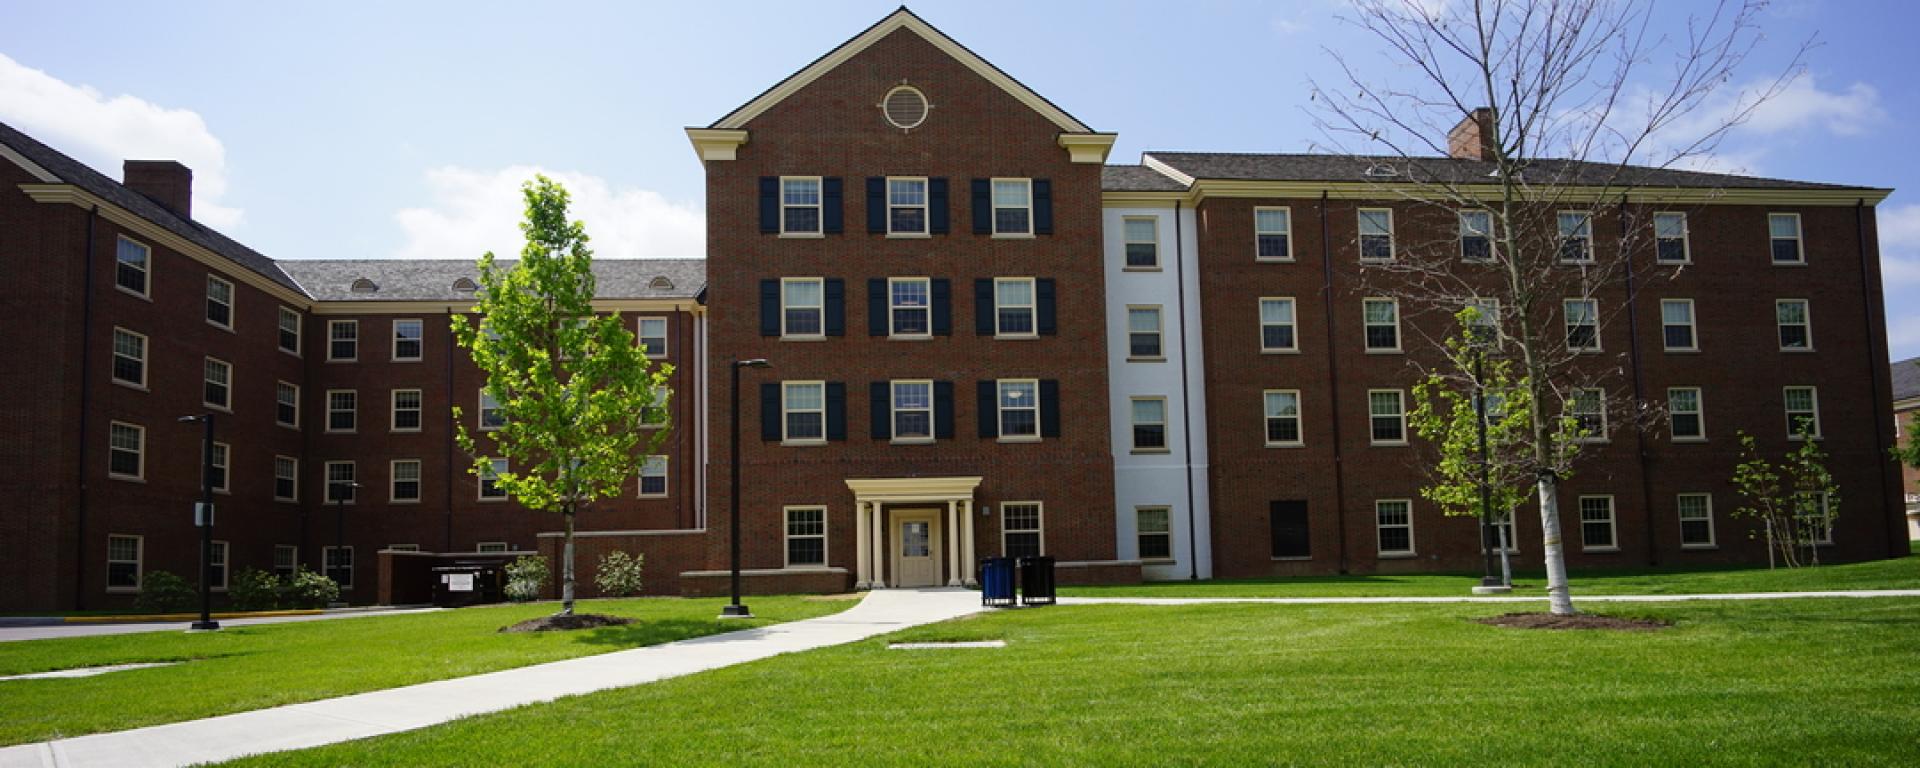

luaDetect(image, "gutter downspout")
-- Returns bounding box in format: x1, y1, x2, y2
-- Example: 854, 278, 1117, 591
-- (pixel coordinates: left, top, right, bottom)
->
444, 306, 456, 552
1319, 192, 1349, 574
1620, 198, 1658, 567
1174, 200, 1199, 580
1856, 199, 1900, 556
73, 204, 99, 610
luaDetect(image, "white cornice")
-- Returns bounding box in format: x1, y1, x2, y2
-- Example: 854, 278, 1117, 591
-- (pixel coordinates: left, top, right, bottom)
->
1058, 133, 1118, 165
1102, 180, 1894, 208
685, 129, 749, 162
844, 475, 984, 502
309, 298, 702, 316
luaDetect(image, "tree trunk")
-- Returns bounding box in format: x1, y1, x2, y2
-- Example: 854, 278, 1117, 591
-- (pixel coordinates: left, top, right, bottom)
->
1536, 471, 1576, 615
560, 504, 577, 616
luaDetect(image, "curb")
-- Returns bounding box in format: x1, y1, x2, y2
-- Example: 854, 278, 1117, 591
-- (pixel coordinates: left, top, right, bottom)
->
61, 609, 325, 624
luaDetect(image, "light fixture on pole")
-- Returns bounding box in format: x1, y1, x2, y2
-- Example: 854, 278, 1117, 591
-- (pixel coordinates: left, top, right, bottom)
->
723, 358, 771, 619
178, 414, 219, 631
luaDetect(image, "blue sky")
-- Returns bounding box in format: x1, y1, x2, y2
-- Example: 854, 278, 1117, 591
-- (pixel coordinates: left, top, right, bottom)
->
3, 0, 1917, 358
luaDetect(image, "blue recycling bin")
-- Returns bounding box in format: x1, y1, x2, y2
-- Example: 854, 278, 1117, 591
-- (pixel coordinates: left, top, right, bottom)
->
980, 557, 1016, 607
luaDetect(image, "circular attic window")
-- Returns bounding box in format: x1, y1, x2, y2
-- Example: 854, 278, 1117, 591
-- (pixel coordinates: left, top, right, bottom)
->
882, 85, 930, 130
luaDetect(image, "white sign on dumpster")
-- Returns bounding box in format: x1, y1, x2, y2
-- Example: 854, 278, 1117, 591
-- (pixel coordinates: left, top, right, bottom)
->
448, 574, 474, 592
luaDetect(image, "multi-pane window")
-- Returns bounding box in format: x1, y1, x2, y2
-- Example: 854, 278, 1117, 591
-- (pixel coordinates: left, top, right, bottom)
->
273, 545, 298, 578
324, 461, 357, 503
327, 390, 357, 432
1255, 207, 1292, 261
392, 319, 423, 361
780, 177, 822, 235
1579, 496, 1617, 550
639, 455, 668, 497
785, 507, 827, 567
888, 177, 928, 235
889, 278, 931, 336
1363, 298, 1400, 352
1678, 493, 1715, 548
111, 328, 147, 387
1137, 507, 1172, 560
109, 422, 144, 479
998, 379, 1040, 439
1669, 387, 1705, 441
274, 455, 298, 502
1003, 502, 1044, 559
1570, 388, 1607, 441
1784, 386, 1821, 438
781, 278, 824, 338
328, 320, 358, 361
1368, 390, 1406, 445
1260, 298, 1297, 352
203, 357, 232, 409
1123, 217, 1159, 268
892, 380, 934, 441
1564, 299, 1599, 351
324, 546, 354, 588
1264, 390, 1302, 446
995, 278, 1036, 337
1769, 213, 1803, 264
208, 442, 230, 493
1776, 300, 1812, 350
637, 317, 668, 357
1376, 500, 1414, 556
1357, 208, 1394, 261
1484, 509, 1516, 554
276, 381, 300, 428
115, 237, 150, 296
1467, 298, 1500, 340
107, 534, 142, 590
991, 179, 1032, 235
1459, 210, 1493, 261
1131, 397, 1168, 452
278, 306, 302, 355
480, 458, 508, 499
1795, 491, 1834, 545
1558, 211, 1594, 262
642, 386, 670, 427
784, 382, 826, 442
1654, 212, 1690, 263
206, 276, 234, 329
1661, 299, 1697, 351
391, 389, 423, 432
476, 542, 510, 553
1127, 306, 1163, 359
391, 459, 421, 502
479, 389, 506, 430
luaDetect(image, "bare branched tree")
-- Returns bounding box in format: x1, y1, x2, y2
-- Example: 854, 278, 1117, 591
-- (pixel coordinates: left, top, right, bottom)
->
1311, 0, 1808, 614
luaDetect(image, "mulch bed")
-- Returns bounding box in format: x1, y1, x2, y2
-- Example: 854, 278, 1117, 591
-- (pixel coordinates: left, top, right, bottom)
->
499, 613, 634, 633
1476, 612, 1671, 632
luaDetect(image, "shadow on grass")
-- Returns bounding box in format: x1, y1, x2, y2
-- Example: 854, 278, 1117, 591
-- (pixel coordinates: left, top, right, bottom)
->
568, 619, 761, 648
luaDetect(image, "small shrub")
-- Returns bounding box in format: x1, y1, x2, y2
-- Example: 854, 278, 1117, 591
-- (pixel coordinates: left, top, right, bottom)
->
228, 568, 281, 611
504, 555, 550, 603
281, 569, 342, 609
134, 570, 196, 613
595, 551, 645, 597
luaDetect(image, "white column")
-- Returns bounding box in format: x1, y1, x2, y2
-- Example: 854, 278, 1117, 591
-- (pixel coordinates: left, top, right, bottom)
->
961, 499, 978, 586
946, 500, 963, 586
870, 503, 887, 588
854, 500, 871, 590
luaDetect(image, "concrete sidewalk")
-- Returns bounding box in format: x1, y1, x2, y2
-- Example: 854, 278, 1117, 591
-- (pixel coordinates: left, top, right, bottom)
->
0, 608, 443, 643
0, 589, 982, 768
1057, 588, 1920, 606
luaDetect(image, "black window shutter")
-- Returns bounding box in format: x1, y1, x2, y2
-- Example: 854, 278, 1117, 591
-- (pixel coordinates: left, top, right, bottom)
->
867, 278, 887, 336
824, 278, 845, 337
870, 382, 891, 440
1036, 278, 1057, 336
974, 279, 995, 336
1033, 179, 1053, 235
935, 381, 954, 439
760, 383, 781, 441
931, 278, 952, 336
759, 177, 779, 234
1039, 379, 1061, 438
825, 382, 847, 441
866, 177, 887, 234
759, 279, 780, 337
977, 380, 998, 438
971, 179, 991, 234
929, 178, 950, 234
822, 177, 844, 234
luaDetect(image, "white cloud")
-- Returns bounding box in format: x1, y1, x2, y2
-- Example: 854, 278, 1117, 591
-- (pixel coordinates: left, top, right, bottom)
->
1647, 73, 1885, 174
0, 53, 242, 228
392, 166, 705, 262
1741, 75, 1884, 137
1878, 204, 1920, 359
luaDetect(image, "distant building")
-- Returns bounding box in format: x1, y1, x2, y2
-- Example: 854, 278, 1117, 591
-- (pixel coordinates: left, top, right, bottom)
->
1894, 357, 1920, 539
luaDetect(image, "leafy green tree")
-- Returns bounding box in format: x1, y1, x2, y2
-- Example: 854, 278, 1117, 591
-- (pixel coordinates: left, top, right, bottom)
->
452, 176, 673, 616
1731, 426, 1840, 568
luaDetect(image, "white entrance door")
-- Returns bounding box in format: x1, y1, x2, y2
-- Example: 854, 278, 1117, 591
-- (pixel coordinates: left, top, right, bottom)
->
891, 510, 942, 588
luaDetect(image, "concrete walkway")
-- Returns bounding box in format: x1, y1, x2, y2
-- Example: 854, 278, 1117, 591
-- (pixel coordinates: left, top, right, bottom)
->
1057, 588, 1920, 606
0, 589, 981, 768
0, 608, 443, 643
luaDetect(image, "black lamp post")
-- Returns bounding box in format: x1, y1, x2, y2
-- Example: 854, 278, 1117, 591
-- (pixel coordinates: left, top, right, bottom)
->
178, 414, 219, 631
330, 479, 362, 589
722, 358, 771, 619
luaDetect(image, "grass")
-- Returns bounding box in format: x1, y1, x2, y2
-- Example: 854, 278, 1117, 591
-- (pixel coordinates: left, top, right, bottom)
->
0, 595, 851, 746
223, 597, 1920, 766
1061, 545, 1920, 599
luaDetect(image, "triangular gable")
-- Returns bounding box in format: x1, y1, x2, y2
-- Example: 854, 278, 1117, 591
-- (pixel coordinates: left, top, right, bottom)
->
708, 7, 1093, 134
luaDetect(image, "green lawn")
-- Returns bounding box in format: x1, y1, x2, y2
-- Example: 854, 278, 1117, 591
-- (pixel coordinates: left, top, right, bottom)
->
1062, 547, 1920, 599
224, 597, 1920, 766
0, 596, 851, 746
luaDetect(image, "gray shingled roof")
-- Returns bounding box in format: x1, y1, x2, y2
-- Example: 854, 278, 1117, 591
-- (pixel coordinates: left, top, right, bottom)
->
1142, 151, 1878, 191
0, 119, 303, 292
1893, 357, 1920, 404
278, 259, 707, 302
1102, 165, 1188, 192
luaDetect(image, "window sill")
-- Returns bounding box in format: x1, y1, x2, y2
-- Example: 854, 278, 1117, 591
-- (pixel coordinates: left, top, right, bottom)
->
275, 497, 298, 504
478, 497, 508, 503
997, 436, 1042, 444
1781, 347, 1816, 353
995, 334, 1040, 341
109, 474, 145, 483
277, 422, 300, 431
325, 430, 358, 436
113, 380, 149, 392
1140, 557, 1177, 565
1569, 349, 1603, 355
106, 586, 140, 594
1788, 436, 1825, 442
392, 358, 424, 364
1664, 348, 1700, 354
1771, 261, 1809, 267
1131, 448, 1171, 455
205, 404, 233, 414
1378, 552, 1417, 560
1127, 356, 1166, 363
1271, 556, 1312, 562
781, 440, 828, 447
1358, 259, 1396, 266
115, 286, 152, 302
326, 359, 359, 364
1583, 547, 1621, 554
1122, 266, 1163, 273
888, 335, 934, 342
784, 564, 834, 571
1254, 257, 1297, 264
215, 489, 230, 496
1365, 349, 1403, 355
391, 429, 422, 435
1672, 437, 1707, 444
280, 348, 302, 358
991, 233, 1036, 240
1679, 544, 1718, 551
1261, 349, 1301, 355
778, 232, 825, 239
1656, 260, 1692, 267
1370, 441, 1409, 448
1265, 442, 1305, 449
780, 335, 828, 342
886, 232, 931, 239
390, 500, 421, 505
891, 438, 936, 446
638, 493, 669, 500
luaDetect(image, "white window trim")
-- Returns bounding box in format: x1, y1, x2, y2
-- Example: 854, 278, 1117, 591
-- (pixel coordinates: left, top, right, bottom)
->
888, 277, 933, 339
323, 546, 355, 589
1362, 297, 1402, 354
636, 316, 669, 358
278, 306, 302, 357
1122, 215, 1161, 269
1677, 493, 1717, 549
108, 421, 146, 481
390, 388, 424, 433
1798, 491, 1835, 545
324, 461, 357, 504
997, 378, 1042, 443
1136, 506, 1174, 562
886, 176, 930, 238
1668, 387, 1706, 443
386, 544, 421, 553
1769, 212, 1805, 265
1654, 211, 1692, 264
1126, 304, 1164, 361
640, 386, 670, 429
1579, 495, 1619, 552
990, 177, 1034, 238
389, 459, 423, 504
1264, 389, 1304, 448
1558, 211, 1595, 264
210, 441, 231, 494
1784, 386, 1822, 439
1660, 299, 1698, 352
274, 455, 300, 503
1254, 206, 1295, 262
202, 356, 233, 412
276, 380, 301, 430
273, 545, 299, 577
1375, 499, 1416, 557
327, 319, 359, 362
778, 176, 824, 238
114, 236, 152, 300
1564, 298, 1601, 353
478, 388, 505, 432
210, 540, 230, 592
638, 455, 669, 498
1259, 297, 1299, 354
782, 380, 828, 445
206, 275, 235, 331
111, 327, 149, 390
1129, 395, 1169, 454
1367, 389, 1408, 447
1571, 388, 1610, 444
1459, 209, 1495, 262
780, 277, 826, 340
325, 389, 357, 434
782, 505, 830, 569
1001, 501, 1046, 557
1357, 208, 1395, 262
106, 534, 143, 593
993, 277, 1038, 339
890, 379, 936, 444
391, 318, 424, 362
1776, 299, 1814, 352
479, 457, 509, 501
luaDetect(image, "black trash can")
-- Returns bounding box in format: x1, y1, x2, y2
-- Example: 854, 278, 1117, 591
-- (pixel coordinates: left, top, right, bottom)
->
980, 557, 1016, 607
431, 562, 506, 608
1018, 556, 1056, 606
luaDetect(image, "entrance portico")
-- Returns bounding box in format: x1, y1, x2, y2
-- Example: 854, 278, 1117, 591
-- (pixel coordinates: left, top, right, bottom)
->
847, 477, 981, 589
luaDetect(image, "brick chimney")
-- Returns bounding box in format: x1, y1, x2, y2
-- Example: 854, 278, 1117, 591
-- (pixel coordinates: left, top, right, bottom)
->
1447, 108, 1498, 161
123, 160, 193, 219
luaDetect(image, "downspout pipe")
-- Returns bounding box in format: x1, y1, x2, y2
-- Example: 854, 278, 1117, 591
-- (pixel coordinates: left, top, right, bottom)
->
444, 306, 456, 552
1855, 199, 1900, 556
1174, 200, 1199, 580
1319, 192, 1350, 574
1619, 198, 1658, 566
73, 204, 99, 610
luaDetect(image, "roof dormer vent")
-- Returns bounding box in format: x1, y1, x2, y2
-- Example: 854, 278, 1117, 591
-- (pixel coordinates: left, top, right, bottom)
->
350, 278, 378, 294
1363, 163, 1400, 178
650, 276, 675, 290
452, 277, 478, 293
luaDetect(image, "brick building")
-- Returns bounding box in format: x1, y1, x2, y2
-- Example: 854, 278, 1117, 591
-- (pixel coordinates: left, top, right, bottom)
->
0, 7, 1907, 612
1894, 357, 1920, 539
